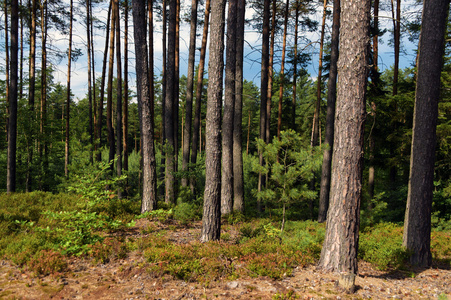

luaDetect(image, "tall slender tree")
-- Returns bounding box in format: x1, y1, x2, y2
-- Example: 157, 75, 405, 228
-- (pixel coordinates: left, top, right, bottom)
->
115, 0, 123, 198
257, 0, 270, 212
133, 0, 158, 212
292, 0, 299, 130
318, 0, 340, 223
201, 0, 226, 242
65, 0, 73, 178
233, 0, 246, 213
86, 0, 94, 163
182, 0, 199, 188
221, 0, 237, 214
265, 0, 276, 144
107, 0, 116, 167
318, 0, 370, 292
96, 1, 112, 162
276, 0, 289, 140
191, 0, 211, 192
165, 0, 177, 204
26, 0, 37, 191
403, 0, 449, 267
7, 0, 18, 193
39, 0, 48, 190
123, 0, 129, 174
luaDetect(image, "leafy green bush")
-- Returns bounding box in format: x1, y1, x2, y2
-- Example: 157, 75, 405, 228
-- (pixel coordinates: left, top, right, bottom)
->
358, 223, 409, 270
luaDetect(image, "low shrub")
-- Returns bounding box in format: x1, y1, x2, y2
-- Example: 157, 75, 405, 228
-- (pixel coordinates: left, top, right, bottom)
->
358, 222, 409, 270
89, 237, 128, 264
27, 249, 67, 275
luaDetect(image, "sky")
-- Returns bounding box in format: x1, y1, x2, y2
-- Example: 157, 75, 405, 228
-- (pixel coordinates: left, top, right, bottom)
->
1, 0, 421, 101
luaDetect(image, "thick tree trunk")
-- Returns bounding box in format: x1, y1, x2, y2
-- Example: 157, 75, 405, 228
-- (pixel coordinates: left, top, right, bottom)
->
201, 0, 226, 243
233, 0, 246, 213
133, 0, 158, 212
65, 0, 73, 178
7, 0, 18, 193
318, 0, 369, 293
221, 0, 237, 215
318, 0, 340, 223
402, 0, 448, 268
258, 0, 270, 212
160, 0, 167, 198
191, 0, 210, 192
165, 0, 177, 204
276, 0, 289, 141
5, 1, 9, 139
182, 0, 198, 187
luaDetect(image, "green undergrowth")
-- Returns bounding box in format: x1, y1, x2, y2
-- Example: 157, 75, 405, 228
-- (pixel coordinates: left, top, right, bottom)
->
136, 219, 324, 284
0, 190, 450, 281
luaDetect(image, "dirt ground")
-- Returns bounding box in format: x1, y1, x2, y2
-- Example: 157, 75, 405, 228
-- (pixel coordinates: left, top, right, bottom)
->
1, 220, 450, 300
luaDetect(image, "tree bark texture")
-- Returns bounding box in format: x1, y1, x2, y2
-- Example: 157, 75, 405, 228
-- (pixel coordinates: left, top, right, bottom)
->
182, 0, 198, 188
123, 0, 129, 173
7, 0, 18, 193
233, 0, 246, 213
191, 0, 210, 192
201, 0, 226, 243
221, 0, 237, 215
257, 0, 270, 212
165, 0, 177, 204
402, 0, 448, 267
133, 0, 158, 212
318, 0, 340, 223
318, 0, 370, 291
265, 0, 276, 144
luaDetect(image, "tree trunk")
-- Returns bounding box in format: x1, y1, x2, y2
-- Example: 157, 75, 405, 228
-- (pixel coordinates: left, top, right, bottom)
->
318, 0, 340, 223
233, 0, 246, 213
96, 1, 112, 162
292, 1, 299, 131
191, 0, 210, 192
182, 0, 198, 187
123, 0, 129, 174
148, 0, 155, 130
40, 0, 48, 191
160, 0, 167, 198
86, 0, 93, 164
165, 0, 177, 204
311, 0, 327, 148
115, 0, 123, 198
258, 0, 270, 212
107, 0, 116, 167
201, 0, 226, 243
402, 0, 448, 268
5, 1, 10, 140
7, 0, 18, 193
26, 0, 37, 192
276, 0, 289, 141
318, 0, 369, 293
265, 0, 276, 144
221, 0, 237, 215
133, 0, 158, 212
65, 0, 73, 178
90, 0, 97, 163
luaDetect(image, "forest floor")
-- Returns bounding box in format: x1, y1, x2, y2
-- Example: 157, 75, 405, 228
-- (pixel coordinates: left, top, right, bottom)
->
0, 219, 450, 300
